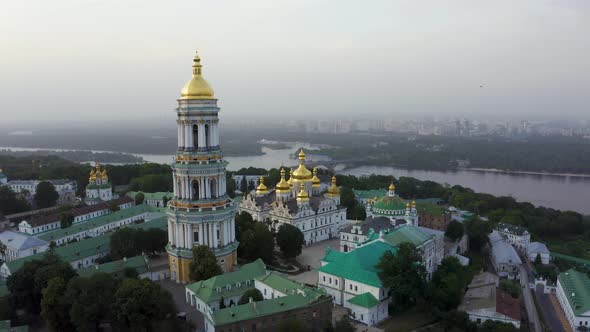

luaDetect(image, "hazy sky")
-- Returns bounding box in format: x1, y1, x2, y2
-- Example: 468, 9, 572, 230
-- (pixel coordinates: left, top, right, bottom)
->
1, 0, 589, 126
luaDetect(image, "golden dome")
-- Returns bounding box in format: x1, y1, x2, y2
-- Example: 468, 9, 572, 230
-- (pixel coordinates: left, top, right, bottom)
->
256, 176, 269, 194
101, 169, 108, 181
374, 196, 378, 201
389, 181, 396, 192
406, 202, 411, 209
327, 176, 340, 197
296, 188, 309, 202
312, 168, 321, 188
291, 149, 312, 181
411, 199, 416, 207
287, 168, 294, 186
180, 51, 215, 100
276, 168, 291, 193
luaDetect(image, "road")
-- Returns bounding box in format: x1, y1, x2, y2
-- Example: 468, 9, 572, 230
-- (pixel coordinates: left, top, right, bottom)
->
520, 264, 542, 332
534, 284, 570, 332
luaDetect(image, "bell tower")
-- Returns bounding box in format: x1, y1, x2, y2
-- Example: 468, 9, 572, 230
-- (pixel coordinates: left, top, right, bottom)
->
166, 51, 238, 283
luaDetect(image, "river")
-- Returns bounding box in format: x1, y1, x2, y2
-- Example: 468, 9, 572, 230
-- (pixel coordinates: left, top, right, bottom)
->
2, 145, 589, 214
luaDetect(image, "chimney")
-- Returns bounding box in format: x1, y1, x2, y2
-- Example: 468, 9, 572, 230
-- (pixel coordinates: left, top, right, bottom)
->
123, 257, 127, 262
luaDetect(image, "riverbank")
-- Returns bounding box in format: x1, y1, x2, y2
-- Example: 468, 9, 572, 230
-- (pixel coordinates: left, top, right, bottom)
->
460, 167, 590, 178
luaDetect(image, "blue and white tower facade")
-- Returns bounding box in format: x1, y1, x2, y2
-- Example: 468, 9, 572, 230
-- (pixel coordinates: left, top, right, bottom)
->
166, 51, 238, 283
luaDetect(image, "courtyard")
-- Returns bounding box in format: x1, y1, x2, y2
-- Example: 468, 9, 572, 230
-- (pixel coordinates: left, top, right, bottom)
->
289, 238, 340, 285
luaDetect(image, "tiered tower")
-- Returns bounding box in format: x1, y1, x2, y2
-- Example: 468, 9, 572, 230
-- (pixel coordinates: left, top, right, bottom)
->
167, 51, 238, 283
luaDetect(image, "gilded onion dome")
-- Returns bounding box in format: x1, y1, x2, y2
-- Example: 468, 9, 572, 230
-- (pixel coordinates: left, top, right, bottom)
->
311, 167, 321, 188
411, 199, 416, 207
101, 169, 109, 181
327, 176, 340, 197
256, 176, 269, 195
180, 51, 215, 100
388, 181, 396, 192
296, 187, 309, 202
275, 168, 290, 193
406, 202, 411, 209
287, 168, 294, 187
89, 169, 96, 181
291, 149, 312, 182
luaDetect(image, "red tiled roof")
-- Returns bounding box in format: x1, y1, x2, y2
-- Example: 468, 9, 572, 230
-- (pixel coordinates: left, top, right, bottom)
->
26, 214, 61, 227
496, 288, 521, 321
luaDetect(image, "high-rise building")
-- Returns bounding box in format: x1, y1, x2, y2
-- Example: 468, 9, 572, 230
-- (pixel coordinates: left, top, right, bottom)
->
166, 51, 238, 283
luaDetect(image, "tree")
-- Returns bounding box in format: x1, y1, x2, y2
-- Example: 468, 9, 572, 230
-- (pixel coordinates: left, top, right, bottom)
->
276, 224, 304, 259
162, 196, 169, 207
109, 201, 120, 212
8, 250, 76, 313
0, 186, 30, 214
112, 278, 179, 331
428, 257, 471, 311
235, 211, 255, 240
377, 242, 427, 310
239, 177, 247, 192
499, 280, 520, 298
41, 277, 74, 332
134, 192, 145, 205
34, 181, 59, 208
189, 245, 223, 282
238, 288, 263, 305
238, 223, 274, 263
278, 319, 304, 332
65, 273, 121, 331
333, 315, 355, 332
144, 228, 168, 255
534, 253, 542, 266
110, 228, 138, 260
441, 310, 476, 332
60, 212, 74, 229
445, 221, 464, 241
464, 217, 492, 251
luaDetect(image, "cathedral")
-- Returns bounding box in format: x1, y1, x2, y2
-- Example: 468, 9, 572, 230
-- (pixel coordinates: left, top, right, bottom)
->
365, 181, 418, 226
166, 51, 238, 283
85, 163, 114, 205
239, 149, 347, 245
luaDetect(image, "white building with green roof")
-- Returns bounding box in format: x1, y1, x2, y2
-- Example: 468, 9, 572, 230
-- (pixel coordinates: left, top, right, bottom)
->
364, 183, 418, 226
126, 191, 173, 208
557, 269, 590, 330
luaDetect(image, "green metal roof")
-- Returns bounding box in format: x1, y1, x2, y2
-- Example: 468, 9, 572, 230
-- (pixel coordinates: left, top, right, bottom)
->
5, 217, 167, 275
77, 255, 149, 277
186, 259, 267, 303
381, 225, 433, 248
558, 269, 590, 316
321, 247, 346, 264
353, 189, 387, 200
255, 272, 301, 295
372, 196, 407, 211
210, 291, 327, 326
38, 204, 161, 242
416, 202, 446, 216
551, 252, 590, 266
317, 241, 396, 287
348, 292, 379, 308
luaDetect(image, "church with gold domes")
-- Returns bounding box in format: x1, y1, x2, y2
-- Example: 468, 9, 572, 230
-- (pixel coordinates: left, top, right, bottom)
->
239, 149, 347, 245
365, 180, 418, 226
85, 163, 114, 205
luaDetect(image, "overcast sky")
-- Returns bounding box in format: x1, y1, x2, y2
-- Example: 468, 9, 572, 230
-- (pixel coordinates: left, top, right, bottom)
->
1, 0, 589, 126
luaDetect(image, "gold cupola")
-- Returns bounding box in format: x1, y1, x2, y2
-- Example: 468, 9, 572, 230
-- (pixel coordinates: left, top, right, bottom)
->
296, 187, 309, 203
327, 176, 340, 197
311, 167, 321, 188
291, 149, 312, 182
388, 181, 396, 192
406, 202, 411, 209
256, 176, 269, 195
89, 168, 96, 181
411, 199, 416, 207
101, 169, 109, 181
287, 168, 294, 187
275, 168, 290, 194
180, 51, 215, 100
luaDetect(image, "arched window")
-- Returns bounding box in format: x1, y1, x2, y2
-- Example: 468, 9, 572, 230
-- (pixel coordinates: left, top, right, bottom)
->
192, 180, 200, 200
204, 124, 210, 148
193, 125, 199, 148
210, 178, 217, 198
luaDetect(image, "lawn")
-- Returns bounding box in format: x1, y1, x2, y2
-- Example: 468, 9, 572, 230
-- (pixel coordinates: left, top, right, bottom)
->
377, 307, 438, 332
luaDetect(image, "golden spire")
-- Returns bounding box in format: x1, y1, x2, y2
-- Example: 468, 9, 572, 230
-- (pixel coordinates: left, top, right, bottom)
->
101, 169, 109, 181
312, 167, 321, 188
406, 202, 411, 209
276, 168, 290, 193
296, 187, 309, 202
256, 176, 269, 195
180, 50, 215, 100
89, 168, 96, 181
327, 176, 340, 197
411, 199, 416, 207
287, 168, 293, 187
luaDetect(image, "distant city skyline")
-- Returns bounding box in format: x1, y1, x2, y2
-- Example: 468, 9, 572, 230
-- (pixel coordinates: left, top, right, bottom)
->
1, 0, 589, 125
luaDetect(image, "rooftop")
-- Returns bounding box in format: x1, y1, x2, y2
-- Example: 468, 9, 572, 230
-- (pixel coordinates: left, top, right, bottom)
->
489, 231, 522, 266
348, 292, 379, 308
381, 225, 434, 248
187, 259, 267, 303
317, 240, 395, 287
340, 217, 392, 235
495, 222, 528, 236
496, 288, 521, 321
528, 241, 549, 254
77, 255, 149, 277
558, 269, 590, 316
126, 191, 173, 201
0, 231, 48, 251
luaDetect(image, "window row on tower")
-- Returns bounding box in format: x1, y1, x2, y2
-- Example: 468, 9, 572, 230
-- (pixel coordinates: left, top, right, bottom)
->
177, 120, 220, 152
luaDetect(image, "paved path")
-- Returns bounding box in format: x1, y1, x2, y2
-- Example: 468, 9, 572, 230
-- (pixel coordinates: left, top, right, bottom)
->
158, 279, 204, 331
289, 238, 340, 285
534, 284, 569, 332
520, 264, 542, 332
